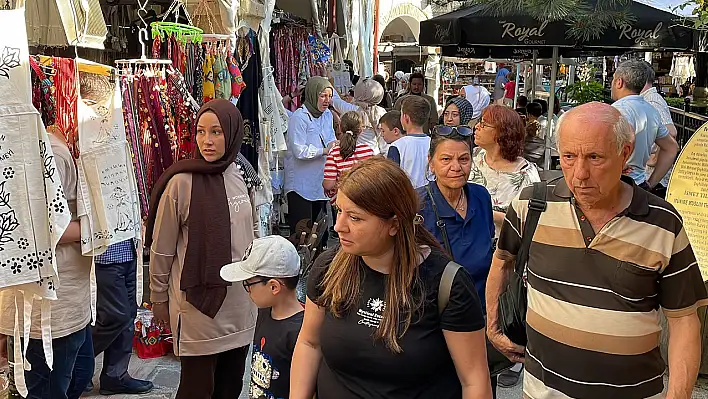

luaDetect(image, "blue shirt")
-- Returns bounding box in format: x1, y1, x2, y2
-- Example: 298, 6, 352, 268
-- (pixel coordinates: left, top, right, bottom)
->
418, 182, 495, 307
611, 95, 670, 185
94, 239, 136, 264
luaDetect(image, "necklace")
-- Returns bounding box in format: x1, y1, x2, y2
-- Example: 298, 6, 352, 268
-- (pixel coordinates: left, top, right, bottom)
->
454, 190, 466, 211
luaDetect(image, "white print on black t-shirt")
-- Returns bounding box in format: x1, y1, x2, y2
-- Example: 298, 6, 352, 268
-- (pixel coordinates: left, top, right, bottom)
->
250, 337, 282, 399
357, 298, 385, 328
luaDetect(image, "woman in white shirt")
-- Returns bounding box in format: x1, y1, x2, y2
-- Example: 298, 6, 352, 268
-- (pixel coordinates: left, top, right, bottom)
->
284, 77, 337, 240
469, 105, 540, 237
331, 78, 388, 155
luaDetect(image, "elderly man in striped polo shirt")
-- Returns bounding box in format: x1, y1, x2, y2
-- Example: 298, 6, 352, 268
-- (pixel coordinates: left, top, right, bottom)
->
486, 102, 708, 399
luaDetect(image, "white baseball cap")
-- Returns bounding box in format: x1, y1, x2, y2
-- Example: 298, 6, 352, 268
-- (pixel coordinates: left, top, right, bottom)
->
220, 235, 300, 282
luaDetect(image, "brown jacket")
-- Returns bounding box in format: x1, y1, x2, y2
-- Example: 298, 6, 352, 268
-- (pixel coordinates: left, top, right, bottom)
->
150, 164, 258, 356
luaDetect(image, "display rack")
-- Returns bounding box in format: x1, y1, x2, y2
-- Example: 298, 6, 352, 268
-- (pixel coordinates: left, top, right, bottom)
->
440, 60, 496, 105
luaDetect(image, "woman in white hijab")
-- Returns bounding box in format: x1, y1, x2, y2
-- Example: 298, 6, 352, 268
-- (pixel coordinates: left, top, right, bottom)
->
331, 78, 388, 155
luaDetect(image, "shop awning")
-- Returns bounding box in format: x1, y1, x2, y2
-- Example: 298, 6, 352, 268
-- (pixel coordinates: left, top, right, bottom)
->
439, 45, 630, 59
420, 1, 693, 52
24, 0, 108, 49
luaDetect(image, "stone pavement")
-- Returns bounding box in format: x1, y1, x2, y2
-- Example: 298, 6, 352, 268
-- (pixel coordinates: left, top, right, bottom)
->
78, 351, 527, 399
77, 351, 708, 399
2, 350, 708, 398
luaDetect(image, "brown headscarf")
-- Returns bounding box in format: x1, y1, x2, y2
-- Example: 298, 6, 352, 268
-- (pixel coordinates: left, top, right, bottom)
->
145, 99, 245, 318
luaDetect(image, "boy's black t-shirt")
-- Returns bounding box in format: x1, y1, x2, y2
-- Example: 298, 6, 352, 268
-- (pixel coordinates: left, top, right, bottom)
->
249, 308, 304, 399
307, 247, 485, 399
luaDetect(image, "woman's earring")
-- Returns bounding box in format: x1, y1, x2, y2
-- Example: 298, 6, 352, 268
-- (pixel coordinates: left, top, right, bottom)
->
425, 167, 435, 182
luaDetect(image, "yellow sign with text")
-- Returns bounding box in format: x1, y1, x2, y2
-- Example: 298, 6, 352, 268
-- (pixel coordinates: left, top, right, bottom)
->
667, 122, 708, 281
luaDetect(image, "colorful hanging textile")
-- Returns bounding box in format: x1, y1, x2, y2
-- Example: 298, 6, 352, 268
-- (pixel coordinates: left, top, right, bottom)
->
228, 55, 246, 100
235, 30, 262, 168
166, 68, 198, 160
29, 57, 57, 127
119, 65, 199, 218
121, 77, 149, 218
213, 50, 229, 100
270, 25, 323, 111
192, 43, 204, 102
202, 52, 215, 102
54, 57, 79, 158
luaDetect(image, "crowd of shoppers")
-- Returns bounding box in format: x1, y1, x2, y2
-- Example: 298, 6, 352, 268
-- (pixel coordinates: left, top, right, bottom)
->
2, 58, 704, 399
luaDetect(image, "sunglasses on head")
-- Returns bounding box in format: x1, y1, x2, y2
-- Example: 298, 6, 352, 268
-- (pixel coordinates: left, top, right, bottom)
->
434, 125, 474, 137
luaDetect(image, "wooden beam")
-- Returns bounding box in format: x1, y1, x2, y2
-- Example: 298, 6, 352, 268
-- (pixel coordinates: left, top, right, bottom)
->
327, 0, 336, 36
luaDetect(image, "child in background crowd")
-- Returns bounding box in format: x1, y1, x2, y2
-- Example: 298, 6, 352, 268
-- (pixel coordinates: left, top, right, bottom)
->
515, 95, 528, 116
504, 73, 516, 107
379, 110, 406, 149
323, 111, 375, 202
220, 235, 304, 399
388, 96, 432, 189
524, 102, 545, 169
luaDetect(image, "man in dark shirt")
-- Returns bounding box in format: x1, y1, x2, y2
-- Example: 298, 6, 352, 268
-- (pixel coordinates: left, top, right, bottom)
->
221, 235, 304, 399
393, 72, 438, 134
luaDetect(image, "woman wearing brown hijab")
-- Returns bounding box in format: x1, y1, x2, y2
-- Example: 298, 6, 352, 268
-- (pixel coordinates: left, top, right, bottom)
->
146, 99, 258, 398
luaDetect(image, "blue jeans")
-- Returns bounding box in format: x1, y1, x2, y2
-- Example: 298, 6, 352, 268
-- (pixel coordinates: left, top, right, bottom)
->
8, 325, 94, 399
92, 259, 137, 387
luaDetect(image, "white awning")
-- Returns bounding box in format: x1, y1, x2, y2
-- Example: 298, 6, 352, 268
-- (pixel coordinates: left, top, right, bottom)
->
24, 0, 107, 49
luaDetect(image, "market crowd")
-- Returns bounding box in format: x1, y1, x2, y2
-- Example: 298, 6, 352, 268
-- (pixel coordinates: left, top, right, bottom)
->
0, 59, 705, 399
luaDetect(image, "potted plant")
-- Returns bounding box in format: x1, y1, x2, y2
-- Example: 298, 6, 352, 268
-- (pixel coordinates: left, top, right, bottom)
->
565, 63, 605, 105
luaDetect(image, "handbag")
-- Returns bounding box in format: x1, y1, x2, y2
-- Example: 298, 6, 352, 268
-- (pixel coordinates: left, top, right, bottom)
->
426, 185, 514, 376
497, 181, 548, 346
327, 34, 352, 94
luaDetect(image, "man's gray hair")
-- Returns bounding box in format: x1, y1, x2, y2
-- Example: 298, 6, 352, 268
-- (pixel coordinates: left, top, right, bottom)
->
614, 59, 650, 94
557, 104, 634, 154
644, 61, 656, 86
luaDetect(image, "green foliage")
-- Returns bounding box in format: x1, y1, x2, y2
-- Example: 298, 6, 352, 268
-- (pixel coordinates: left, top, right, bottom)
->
674, 1, 708, 30
565, 81, 605, 104
665, 97, 687, 108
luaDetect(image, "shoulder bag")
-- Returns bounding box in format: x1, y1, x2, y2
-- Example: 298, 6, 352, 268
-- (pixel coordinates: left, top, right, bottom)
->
427, 185, 514, 376
497, 181, 548, 346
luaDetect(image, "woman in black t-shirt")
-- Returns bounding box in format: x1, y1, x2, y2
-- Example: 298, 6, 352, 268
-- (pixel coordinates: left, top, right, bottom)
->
291, 157, 492, 399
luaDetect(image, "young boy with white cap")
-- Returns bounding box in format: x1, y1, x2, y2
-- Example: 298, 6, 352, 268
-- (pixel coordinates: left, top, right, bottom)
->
220, 235, 303, 399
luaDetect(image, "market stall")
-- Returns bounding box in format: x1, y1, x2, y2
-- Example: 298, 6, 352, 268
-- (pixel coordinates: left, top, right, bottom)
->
420, 0, 696, 169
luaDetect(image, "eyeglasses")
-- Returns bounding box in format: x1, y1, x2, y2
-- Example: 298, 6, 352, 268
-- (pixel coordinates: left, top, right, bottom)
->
242, 278, 269, 292
434, 125, 474, 137
477, 120, 496, 129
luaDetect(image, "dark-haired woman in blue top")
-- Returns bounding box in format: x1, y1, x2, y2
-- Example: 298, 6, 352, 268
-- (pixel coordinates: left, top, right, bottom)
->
418, 125, 497, 396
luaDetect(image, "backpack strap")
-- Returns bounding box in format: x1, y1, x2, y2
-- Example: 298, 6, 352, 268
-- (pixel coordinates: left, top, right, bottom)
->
426, 184, 453, 260
514, 181, 548, 276
438, 261, 462, 315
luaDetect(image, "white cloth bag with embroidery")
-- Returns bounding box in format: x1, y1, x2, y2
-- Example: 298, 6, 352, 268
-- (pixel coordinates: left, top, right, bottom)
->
76, 82, 141, 255
76, 81, 143, 305
0, 7, 71, 396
